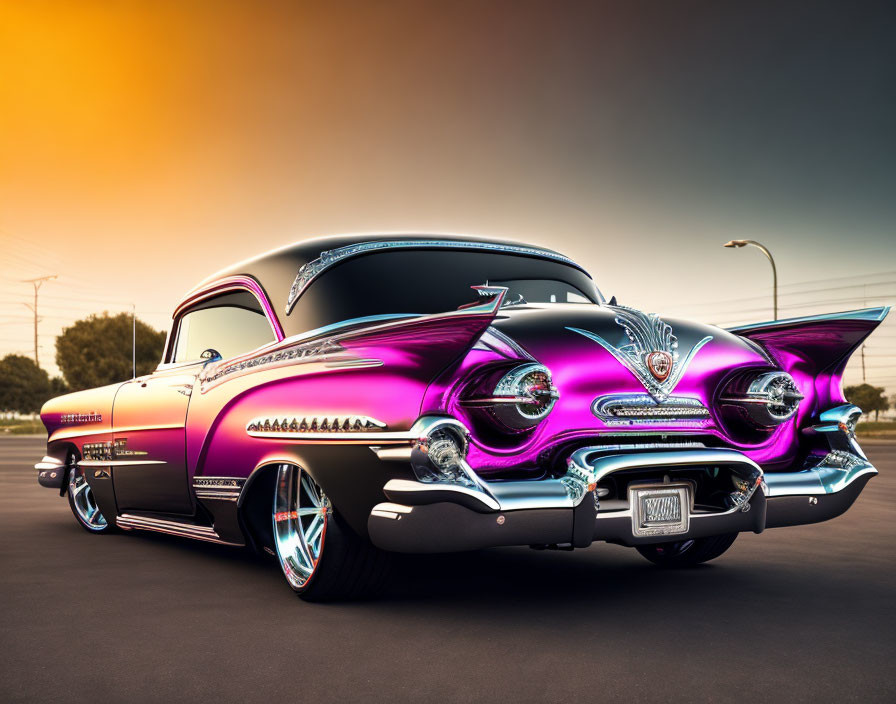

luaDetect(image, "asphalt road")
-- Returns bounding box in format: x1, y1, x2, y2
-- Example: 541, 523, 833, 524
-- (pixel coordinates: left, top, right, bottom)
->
1, 436, 894, 703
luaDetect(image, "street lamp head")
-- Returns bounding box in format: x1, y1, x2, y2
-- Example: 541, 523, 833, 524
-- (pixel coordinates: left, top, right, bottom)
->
723, 240, 748, 248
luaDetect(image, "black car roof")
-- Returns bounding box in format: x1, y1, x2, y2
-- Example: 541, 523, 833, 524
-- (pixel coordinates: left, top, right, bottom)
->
188, 233, 585, 308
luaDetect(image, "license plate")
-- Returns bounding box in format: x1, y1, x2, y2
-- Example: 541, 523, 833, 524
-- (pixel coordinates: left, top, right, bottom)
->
630, 484, 690, 538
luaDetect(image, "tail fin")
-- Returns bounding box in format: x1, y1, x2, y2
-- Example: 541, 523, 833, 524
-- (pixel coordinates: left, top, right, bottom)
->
336, 286, 508, 379
729, 306, 889, 408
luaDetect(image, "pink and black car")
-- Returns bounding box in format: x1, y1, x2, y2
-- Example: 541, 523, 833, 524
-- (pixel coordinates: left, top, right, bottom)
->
36, 235, 888, 600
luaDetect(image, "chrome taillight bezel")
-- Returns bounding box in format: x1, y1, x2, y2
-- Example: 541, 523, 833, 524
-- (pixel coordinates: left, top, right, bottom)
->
462, 363, 559, 431
720, 370, 803, 427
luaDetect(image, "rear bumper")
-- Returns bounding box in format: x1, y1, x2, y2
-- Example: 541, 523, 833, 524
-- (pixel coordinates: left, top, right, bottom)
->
368, 443, 877, 554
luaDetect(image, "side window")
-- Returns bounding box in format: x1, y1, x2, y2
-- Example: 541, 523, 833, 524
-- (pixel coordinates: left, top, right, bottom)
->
171, 290, 276, 363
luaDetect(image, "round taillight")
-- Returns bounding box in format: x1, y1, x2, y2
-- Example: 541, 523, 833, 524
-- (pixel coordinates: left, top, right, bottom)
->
720, 371, 803, 427
491, 363, 559, 429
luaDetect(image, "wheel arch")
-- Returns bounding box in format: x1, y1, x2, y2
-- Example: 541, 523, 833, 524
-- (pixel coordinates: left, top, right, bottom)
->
237, 456, 309, 555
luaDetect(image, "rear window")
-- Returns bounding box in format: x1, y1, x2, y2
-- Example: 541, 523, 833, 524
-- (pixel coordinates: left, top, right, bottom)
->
285, 249, 598, 335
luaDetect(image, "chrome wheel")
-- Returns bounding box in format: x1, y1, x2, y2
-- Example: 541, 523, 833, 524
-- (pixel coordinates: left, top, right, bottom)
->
272, 464, 331, 590
69, 462, 108, 531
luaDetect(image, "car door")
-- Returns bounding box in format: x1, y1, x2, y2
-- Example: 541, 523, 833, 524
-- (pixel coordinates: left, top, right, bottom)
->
112, 366, 198, 514
112, 286, 280, 515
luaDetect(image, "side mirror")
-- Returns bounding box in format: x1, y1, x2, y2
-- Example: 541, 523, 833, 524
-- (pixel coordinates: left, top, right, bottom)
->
200, 348, 222, 363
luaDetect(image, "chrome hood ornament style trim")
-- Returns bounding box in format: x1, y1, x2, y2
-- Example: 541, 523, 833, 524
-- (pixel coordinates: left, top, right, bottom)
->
567, 304, 713, 402
285, 239, 583, 313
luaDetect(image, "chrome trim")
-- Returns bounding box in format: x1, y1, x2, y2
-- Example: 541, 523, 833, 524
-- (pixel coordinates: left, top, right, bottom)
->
567, 448, 764, 488
49, 423, 182, 441
193, 476, 246, 502
77, 459, 166, 467
811, 404, 866, 459
473, 326, 535, 360
247, 415, 387, 436
285, 239, 585, 313
193, 476, 246, 488
370, 502, 413, 520
34, 456, 65, 471
727, 306, 890, 332
764, 458, 877, 497
383, 478, 502, 511
202, 286, 506, 392
382, 448, 766, 515
591, 393, 711, 425
248, 414, 471, 445
720, 371, 802, 425
765, 404, 878, 497
116, 514, 240, 545
568, 305, 713, 402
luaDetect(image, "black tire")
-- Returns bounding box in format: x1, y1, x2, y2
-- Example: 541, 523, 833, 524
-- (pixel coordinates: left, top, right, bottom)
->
635, 533, 738, 567
298, 510, 392, 602
271, 464, 391, 602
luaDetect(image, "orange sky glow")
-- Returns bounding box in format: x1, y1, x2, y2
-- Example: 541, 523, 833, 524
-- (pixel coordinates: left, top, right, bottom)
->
1, 2, 893, 393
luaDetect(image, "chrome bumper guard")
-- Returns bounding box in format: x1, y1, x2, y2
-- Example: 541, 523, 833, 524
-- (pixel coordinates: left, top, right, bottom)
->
368, 406, 877, 553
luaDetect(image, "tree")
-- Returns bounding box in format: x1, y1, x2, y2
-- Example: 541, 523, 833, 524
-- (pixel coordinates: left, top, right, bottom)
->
56, 313, 167, 391
843, 384, 890, 421
0, 354, 51, 413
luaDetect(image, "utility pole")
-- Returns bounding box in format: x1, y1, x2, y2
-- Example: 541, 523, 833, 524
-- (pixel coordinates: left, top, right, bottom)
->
21, 275, 57, 368
132, 303, 136, 379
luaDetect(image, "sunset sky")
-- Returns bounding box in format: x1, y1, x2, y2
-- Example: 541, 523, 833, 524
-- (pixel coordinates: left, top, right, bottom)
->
1, 1, 894, 391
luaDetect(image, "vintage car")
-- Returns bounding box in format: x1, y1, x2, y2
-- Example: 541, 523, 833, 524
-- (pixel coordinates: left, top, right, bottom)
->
36, 234, 888, 600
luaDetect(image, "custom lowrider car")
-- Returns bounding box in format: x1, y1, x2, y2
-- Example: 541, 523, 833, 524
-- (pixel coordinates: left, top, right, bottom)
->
36, 234, 888, 600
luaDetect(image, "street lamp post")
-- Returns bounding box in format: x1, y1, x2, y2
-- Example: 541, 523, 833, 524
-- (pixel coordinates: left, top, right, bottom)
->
723, 239, 778, 320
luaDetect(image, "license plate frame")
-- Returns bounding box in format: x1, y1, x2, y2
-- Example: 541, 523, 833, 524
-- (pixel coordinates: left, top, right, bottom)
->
629, 483, 691, 538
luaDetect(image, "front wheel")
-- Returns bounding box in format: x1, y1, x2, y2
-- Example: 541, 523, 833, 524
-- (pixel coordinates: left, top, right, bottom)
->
67, 456, 112, 533
272, 464, 390, 601
636, 533, 738, 567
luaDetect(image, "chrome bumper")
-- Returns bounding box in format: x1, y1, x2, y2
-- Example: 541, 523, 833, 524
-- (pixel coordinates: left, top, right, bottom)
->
368, 407, 876, 553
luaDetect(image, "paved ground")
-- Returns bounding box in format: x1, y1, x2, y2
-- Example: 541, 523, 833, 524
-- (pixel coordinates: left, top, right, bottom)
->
1, 436, 894, 703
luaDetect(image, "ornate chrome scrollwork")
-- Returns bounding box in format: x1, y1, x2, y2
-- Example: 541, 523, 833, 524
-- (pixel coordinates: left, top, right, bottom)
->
568, 304, 713, 402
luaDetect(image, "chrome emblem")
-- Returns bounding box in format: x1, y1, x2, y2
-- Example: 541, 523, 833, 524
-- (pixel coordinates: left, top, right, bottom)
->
647, 351, 673, 381
567, 304, 713, 402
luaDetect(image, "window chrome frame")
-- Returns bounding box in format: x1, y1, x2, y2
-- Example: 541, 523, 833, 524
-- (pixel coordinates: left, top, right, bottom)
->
159, 276, 285, 371
285, 238, 603, 314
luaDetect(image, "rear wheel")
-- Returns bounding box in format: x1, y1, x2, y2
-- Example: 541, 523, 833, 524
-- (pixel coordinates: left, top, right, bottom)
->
272, 464, 390, 601
636, 533, 738, 567
67, 455, 112, 533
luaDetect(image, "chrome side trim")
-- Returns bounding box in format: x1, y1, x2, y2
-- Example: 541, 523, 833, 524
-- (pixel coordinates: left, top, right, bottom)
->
764, 461, 878, 497
727, 306, 890, 332
248, 415, 387, 435
285, 239, 584, 313
193, 476, 246, 502
49, 424, 183, 442
250, 414, 469, 445
116, 514, 240, 545
77, 459, 166, 467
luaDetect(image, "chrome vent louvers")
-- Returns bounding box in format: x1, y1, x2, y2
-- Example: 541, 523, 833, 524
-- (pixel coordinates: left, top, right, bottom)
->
247, 415, 387, 434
